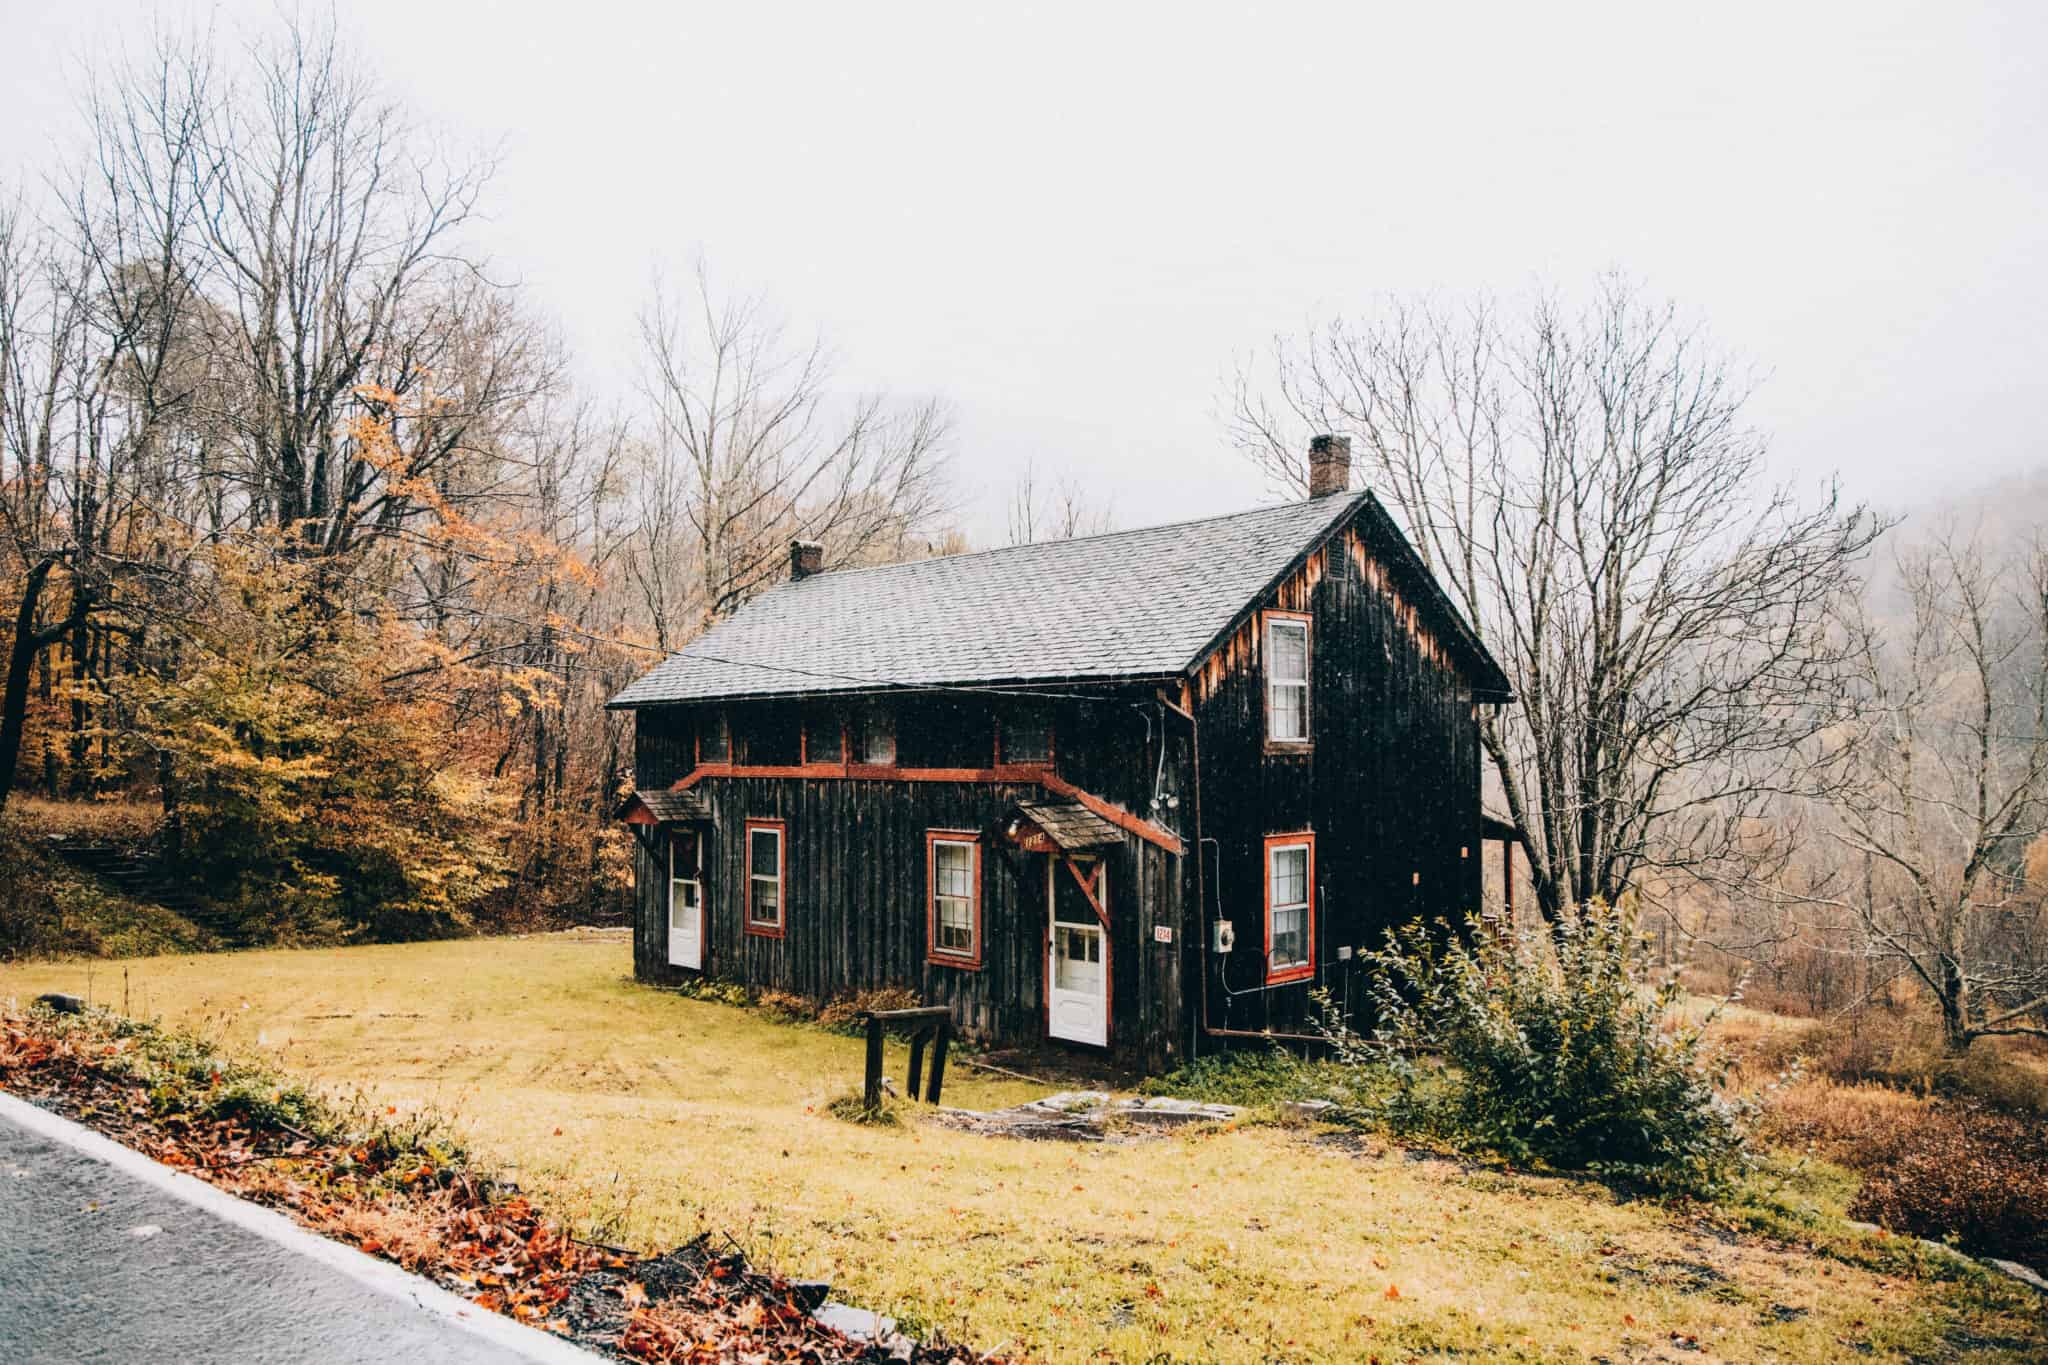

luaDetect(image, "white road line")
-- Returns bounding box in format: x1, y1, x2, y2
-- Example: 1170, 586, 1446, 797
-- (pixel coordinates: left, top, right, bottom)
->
0, 1089, 601, 1364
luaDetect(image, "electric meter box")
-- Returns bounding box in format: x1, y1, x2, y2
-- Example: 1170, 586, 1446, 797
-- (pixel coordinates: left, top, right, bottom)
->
1211, 919, 1236, 954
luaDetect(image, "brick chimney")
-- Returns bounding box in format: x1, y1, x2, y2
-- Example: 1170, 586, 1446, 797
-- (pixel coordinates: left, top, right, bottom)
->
789, 539, 824, 580
1308, 435, 1352, 498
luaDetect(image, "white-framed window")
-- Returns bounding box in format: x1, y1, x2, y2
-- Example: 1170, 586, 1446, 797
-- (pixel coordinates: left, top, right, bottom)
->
746, 820, 785, 935
1265, 833, 1314, 983
1265, 613, 1310, 743
927, 831, 981, 966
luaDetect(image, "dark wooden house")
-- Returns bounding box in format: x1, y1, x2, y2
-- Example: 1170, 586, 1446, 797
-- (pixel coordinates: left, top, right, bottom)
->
609, 438, 1513, 1071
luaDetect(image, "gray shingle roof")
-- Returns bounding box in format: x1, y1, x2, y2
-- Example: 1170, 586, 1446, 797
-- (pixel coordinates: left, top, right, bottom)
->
1013, 802, 1125, 851
609, 491, 1509, 706
615, 789, 713, 823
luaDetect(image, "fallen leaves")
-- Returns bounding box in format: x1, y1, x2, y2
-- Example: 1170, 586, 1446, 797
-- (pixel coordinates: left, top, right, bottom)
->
2, 1006, 990, 1363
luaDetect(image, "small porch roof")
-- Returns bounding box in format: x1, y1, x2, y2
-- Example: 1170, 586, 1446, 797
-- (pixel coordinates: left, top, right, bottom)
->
614, 789, 713, 826
1007, 801, 1126, 853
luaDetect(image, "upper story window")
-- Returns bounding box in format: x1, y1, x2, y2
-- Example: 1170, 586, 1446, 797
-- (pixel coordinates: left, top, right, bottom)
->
699, 708, 730, 762
1001, 703, 1053, 765
1264, 832, 1315, 984
926, 830, 982, 967
745, 819, 785, 936
857, 702, 896, 765
801, 702, 845, 764
740, 706, 801, 766
1264, 611, 1310, 745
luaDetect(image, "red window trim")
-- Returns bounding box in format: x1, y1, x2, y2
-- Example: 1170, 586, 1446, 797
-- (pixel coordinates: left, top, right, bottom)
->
994, 704, 1056, 768
1262, 831, 1315, 986
1261, 609, 1313, 750
744, 818, 787, 938
925, 829, 983, 969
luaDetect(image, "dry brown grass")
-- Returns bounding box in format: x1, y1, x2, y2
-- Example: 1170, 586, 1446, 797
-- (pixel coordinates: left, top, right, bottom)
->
4, 937, 2043, 1362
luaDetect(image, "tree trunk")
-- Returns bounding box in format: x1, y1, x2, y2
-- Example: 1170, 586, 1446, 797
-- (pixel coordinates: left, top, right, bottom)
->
0, 557, 59, 813
1940, 920, 1974, 1055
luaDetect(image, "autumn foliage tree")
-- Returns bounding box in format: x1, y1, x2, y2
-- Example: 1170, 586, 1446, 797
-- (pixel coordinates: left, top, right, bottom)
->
0, 10, 956, 951
124, 542, 509, 940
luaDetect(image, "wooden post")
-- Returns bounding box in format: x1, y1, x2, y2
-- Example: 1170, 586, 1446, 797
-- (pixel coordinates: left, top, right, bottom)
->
907, 1030, 928, 1100
926, 1016, 951, 1104
862, 1013, 885, 1113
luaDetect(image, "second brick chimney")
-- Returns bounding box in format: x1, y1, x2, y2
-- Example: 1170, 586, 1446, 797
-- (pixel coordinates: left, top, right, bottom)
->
1308, 435, 1352, 498
789, 539, 824, 580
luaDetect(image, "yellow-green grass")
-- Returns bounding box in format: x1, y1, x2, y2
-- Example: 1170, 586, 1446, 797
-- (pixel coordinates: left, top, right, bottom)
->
4, 936, 2040, 1363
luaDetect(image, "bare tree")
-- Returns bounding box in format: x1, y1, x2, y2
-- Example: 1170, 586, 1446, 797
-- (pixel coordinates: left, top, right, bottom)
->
1807, 530, 2048, 1050
70, 15, 527, 556
1228, 279, 1883, 919
627, 263, 952, 634
1005, 459, 1113, 545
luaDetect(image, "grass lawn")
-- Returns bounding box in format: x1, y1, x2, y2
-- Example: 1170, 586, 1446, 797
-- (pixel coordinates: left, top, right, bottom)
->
4, 935, 2041, 1363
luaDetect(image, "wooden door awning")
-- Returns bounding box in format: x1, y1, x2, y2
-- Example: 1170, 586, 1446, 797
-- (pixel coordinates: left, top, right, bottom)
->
614, 789, 714, 826
1004, 802, 1124, 854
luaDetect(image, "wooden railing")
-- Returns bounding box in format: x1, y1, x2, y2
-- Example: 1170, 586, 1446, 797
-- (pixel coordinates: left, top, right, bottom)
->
858, 1006, 953, 1111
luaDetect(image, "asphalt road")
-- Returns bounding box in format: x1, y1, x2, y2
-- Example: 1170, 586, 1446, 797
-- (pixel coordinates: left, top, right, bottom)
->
0, 1105, 582, 1364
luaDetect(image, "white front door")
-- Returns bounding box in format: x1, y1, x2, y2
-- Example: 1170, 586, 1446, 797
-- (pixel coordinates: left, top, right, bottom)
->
668, 830, 703, 970
1046, 856, 1109, 1046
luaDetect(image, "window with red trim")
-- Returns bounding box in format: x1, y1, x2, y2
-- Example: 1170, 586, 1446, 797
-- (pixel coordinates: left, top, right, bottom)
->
745, 820, 785, 936
999, 703, 1053, 765
926, 830, 982, 967
1264, 832, 1314, 984
1264, 611, 1311, 745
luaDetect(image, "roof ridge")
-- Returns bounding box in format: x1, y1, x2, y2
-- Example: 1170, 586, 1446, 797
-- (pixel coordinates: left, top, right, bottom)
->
766, 489, 1369, 592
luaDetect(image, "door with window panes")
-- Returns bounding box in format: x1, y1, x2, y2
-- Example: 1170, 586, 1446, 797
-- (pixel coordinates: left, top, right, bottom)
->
1046, 855, 1109, 1046
668, 828, 704, 970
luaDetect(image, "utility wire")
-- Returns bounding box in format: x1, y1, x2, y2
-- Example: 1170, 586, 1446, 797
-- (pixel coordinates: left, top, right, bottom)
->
650, 647, 1176, 707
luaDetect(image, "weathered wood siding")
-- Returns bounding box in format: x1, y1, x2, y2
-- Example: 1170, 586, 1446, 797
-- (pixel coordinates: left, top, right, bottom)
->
622, 501, 1492, 1070
627, 694, 1191, 1070
1191, 517, 1483, 1038
633, 706, 694, 788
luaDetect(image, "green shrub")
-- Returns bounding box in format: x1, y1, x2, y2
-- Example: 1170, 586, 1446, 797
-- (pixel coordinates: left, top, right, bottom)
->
1327, 900, 1753, 1195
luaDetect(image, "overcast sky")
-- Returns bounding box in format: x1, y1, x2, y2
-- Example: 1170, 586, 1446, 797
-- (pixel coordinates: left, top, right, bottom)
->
4, 1, 2043, 542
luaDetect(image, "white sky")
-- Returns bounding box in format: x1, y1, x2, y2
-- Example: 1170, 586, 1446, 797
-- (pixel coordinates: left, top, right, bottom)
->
4, 1, 2043, 543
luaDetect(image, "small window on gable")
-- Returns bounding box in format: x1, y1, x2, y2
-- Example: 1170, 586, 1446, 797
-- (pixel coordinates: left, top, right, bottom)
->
700, 709, 730, 762
1265, 612, 1310, 745
927, 831, 981, 967
858, 702, 896, 765
1002, 703, 1053, 765
746, 820, 785, 936
1264, 833, 1314, 984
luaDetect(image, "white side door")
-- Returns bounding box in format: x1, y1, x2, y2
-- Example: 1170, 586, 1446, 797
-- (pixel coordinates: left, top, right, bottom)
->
668, 831, 703, 970
1046, 856, 1109, 1047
